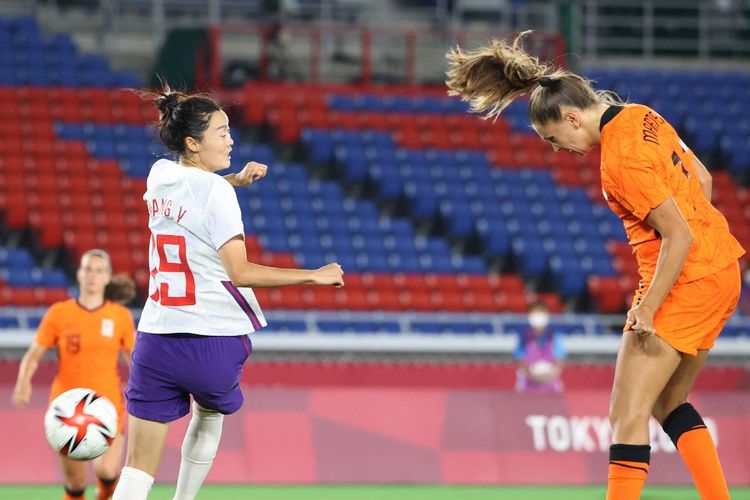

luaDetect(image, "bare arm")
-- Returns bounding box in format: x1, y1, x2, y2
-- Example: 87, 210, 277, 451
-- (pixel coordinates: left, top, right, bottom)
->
11, 342, 48, 408
224, 161, 267, 188
218, 236, 344, 288
122, 350, 132, 368
626, 197, 693, 333
692, 154, 712, 201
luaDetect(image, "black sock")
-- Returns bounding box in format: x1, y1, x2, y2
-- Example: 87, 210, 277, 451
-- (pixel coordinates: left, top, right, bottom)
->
661, 402, 706, 446
64, 486, 86, 498
609, 443, 651, 471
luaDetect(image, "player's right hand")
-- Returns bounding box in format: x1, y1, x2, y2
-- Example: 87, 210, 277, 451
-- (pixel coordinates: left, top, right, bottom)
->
11, 383, 31, 409
233, 161, 268, 187
312, 263, 344, 287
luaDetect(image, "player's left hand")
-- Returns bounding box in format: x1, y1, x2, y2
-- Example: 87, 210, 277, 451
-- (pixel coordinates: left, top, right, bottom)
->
231, 161, 268, 187
623, 304, 656, 336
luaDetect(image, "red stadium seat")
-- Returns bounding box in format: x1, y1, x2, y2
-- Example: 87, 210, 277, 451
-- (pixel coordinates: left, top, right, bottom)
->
588, 276, 627, 314
0, 288, 38, 307
340, 288, 369, 311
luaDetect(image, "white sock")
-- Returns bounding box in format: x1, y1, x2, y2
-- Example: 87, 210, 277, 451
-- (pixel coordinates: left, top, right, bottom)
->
173, 404, 224, 500
112, 466, 154, 500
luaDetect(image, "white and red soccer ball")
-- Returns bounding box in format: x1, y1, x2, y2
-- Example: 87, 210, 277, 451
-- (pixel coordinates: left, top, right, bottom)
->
44, 388, 118, 460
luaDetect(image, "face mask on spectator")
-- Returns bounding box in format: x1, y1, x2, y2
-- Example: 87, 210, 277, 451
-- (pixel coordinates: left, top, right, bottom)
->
528, 311, 549, 331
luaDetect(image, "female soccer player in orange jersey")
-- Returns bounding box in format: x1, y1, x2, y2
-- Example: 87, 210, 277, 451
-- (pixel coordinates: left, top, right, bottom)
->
446, 32, 744, 500
12, 249, 136, 500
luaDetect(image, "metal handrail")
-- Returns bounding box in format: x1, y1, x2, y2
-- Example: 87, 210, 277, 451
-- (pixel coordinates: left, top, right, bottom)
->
2, 308, 749, 356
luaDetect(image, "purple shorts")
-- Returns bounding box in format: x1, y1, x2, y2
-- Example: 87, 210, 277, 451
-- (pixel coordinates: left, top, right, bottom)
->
126, 331, 252, 423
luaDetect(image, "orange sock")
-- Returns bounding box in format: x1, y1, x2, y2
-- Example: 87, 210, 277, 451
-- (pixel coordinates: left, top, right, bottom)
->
96, 477, 118, 500
607, 444, 650, 500
662, 403, 729, 500
63, 486, 85, 500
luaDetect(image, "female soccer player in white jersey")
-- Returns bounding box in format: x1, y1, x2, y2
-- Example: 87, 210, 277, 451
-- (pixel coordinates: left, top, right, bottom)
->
112, 83, 344, 500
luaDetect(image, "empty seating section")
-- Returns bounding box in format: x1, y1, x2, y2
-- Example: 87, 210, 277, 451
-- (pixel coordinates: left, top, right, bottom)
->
241, 73, 750, 314
1, 15, 749, 322
586, 68, 750, 182
0, 17, 139, 88
0, 16, 150, 305
245, 84, 625, 306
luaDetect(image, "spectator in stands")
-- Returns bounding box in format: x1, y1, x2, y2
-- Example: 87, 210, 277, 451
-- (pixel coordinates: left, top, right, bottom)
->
446, 32, 744, 500
11, 249, 137, 500
514, 302, 565, 393
112, 80, 344, 500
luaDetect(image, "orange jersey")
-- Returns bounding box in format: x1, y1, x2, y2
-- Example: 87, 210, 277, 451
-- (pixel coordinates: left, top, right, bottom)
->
600, 104, 744, 284
35, 299, 135, 403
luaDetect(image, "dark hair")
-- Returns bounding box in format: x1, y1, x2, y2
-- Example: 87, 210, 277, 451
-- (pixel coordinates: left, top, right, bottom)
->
445, 31, 622, 125
104, 273, 137, 305
140, 77, 222, 156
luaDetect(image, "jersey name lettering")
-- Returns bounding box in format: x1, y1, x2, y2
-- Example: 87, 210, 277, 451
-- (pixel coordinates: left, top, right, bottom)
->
147, 198, 188, 224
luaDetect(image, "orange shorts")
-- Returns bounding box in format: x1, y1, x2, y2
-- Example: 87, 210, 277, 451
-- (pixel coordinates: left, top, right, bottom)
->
632, 261, 741, 355
50, 383, 126, 434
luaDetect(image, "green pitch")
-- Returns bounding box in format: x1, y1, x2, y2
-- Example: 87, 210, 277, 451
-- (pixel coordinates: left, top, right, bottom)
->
3, 485, 750, 500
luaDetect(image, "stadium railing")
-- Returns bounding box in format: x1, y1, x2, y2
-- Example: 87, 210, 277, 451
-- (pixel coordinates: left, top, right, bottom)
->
2, 308, 750, 356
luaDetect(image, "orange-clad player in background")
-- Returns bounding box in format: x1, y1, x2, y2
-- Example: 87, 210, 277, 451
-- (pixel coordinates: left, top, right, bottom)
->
12, 249, 136, 500
446, 32, 744, 499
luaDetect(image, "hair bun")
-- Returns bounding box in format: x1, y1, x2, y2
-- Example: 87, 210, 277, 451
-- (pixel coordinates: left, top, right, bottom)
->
156, 92, 182, 117
537, 76, 554, 87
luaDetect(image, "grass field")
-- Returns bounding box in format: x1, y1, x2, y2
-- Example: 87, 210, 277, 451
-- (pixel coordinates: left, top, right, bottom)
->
3, 485, 750, 499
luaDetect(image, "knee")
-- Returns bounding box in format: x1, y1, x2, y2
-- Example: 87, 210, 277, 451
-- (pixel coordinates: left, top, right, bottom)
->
64, 482, 87, 496
194, 404, 224, 421
609, 397, 651, 434
96, 463, 121, 480
652, 396, 688, 424
609, 407, 651, 429
63, 469, 88, 492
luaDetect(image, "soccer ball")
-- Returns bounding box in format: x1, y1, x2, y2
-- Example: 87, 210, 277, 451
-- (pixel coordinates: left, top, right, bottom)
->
44, 388, 118, 460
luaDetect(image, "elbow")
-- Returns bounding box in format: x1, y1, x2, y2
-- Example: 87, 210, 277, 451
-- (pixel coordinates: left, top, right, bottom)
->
665, 224, 693, 249
224, 268, 245, 287
682, 226, 694, 248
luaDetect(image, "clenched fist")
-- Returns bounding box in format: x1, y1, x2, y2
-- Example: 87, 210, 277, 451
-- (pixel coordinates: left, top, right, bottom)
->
312, 263, 344, 287
228, 161, 268, 187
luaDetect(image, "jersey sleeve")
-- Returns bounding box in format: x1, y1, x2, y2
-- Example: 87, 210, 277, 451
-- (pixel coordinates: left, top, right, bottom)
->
608, 158, 672, 221
206, 178, 245, 250
34, 304, 61, 348
119, 307, 136, 352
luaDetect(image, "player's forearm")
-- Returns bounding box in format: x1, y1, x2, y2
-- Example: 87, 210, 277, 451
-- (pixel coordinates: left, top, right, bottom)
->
699, 179, 712, 201
230, 262, 315, 288
639, 230, 692, 313
223, 173, 238, 186
15, 355, 39, 386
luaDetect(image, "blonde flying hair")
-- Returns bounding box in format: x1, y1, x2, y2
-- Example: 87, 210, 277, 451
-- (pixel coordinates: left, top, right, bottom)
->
445, 31, 621, 124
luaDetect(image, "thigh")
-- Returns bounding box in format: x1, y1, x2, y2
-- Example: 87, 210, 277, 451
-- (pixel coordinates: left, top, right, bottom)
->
186, 335, 251, 415
611, 331, 682, 420
123, 415, 170, 477
652, 349, 709, 423
126, 332, 191, 423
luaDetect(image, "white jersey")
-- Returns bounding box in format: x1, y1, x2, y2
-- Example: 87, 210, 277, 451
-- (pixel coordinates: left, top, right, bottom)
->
138, 158, 267, 336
